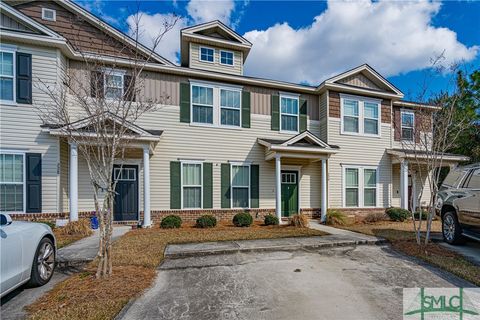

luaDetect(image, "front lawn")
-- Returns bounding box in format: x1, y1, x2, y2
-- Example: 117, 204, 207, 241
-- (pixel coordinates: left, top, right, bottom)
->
27, 221, 326, 320
337, 220, 480, 286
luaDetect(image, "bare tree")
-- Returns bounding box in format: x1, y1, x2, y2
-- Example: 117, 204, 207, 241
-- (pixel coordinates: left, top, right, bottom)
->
36, 11, 178, 278
395, 58, 471, 247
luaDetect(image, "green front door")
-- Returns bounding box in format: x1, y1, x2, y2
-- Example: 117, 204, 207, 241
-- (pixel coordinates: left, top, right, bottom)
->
281, 171, 298, 217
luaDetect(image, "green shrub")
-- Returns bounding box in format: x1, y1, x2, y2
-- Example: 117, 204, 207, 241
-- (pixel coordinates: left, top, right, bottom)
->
264, 214, 279, 226
413, 210, 432, 220
196, 215, 217, 228
160, 215, 182, 229
326, 209, 346, 225
233, 212, 253, 227
385, 207, 410, 222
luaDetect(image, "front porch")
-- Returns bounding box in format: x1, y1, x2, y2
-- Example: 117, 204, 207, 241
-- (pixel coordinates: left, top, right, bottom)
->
257, 131, 339, 223
387, 149, 469, 211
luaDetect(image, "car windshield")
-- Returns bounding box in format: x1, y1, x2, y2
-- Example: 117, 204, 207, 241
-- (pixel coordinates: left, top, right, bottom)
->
442, 168, 469, 189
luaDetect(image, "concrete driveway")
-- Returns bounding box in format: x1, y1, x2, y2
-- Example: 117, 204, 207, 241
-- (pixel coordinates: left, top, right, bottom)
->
118, 245, 473, 320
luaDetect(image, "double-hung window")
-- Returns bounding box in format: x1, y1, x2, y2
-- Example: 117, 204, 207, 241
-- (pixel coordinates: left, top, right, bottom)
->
0, 153, 24, 212
344, 166, 378, 208
401, 111, 414, 141
190, 82, 242, 128
200, 47, 214, 63
182, 162, 202, 209
364, 102, 379, 135
341, 95, 380, 136
343, 99, 359, 133
231, 164, 250, 208
280, 94, 299, 132
0, 50, 15, 103
104, 71, 124, 100
192, 85, 214, 124
220, 89, 240, 126
220, 50, 234, 66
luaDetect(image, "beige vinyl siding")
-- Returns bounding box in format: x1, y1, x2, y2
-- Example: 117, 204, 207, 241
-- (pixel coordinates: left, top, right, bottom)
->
65, 107, 323, 211
391, 163, 432, 208
319, 91, 328, 141
189, 43, 243, 75
328, 118, 393, 208
59, 140, 69, 212
0, 43, 62, 213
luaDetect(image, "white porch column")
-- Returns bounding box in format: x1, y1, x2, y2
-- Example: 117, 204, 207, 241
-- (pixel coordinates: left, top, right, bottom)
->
412, 172, 417, 212
321, 159, 327, 223
275, 155, 282, 222
400, 160, 409, 210
142, 146, 151, 228
69, 142, 78, 222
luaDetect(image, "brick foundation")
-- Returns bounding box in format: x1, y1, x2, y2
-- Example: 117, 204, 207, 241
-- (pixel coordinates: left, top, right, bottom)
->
9, 208, 321, 225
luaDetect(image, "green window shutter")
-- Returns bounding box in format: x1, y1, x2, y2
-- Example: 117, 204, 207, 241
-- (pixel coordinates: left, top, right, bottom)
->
180, 82, 190, 123
16, 53, 32, 104
271, 94, 279, 131
300, 98, 308, 132
221, 163, 231, 208
241, 91, 251, 128
203, 162, 213, 209
170, 161, 181, 209
26, 153, 41, 213
250, 164, 259, 208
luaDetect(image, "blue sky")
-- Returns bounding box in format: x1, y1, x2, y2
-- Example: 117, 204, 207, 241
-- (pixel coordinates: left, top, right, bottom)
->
76, 0, 480, 100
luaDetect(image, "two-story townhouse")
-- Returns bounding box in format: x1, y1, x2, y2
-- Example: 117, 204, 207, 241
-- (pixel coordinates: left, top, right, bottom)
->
0, 0, 468, 226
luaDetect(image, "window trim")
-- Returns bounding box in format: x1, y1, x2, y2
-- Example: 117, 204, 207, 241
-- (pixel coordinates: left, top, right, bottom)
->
190, 81, 243, 129
103, 69, 125, 100
342, 164, 379, 208
219, 50, 234, 66
41, 8, 56, 21
0, 48, 16, 105
180, 161, 203, 210
401, 109, 415, 142
280, 93, 300, 134
230, 163, 251, 209
340, 94, 381, 138
199, 46, 215, 64
0, 150, 26, 214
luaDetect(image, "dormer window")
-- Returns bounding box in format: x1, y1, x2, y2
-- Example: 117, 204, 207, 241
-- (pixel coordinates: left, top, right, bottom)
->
220, 50, 233, 66
200, 47, 214, 63
42, 8, 56, 21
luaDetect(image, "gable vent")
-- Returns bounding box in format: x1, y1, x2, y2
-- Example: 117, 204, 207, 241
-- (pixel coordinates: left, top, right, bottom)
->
41, 8, 56, 21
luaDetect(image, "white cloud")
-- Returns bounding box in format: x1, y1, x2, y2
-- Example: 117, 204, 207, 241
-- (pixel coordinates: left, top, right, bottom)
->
126, 13, 188, 63
243, 0, 479, 84
186, 0, 235, 25
126, 0, 238, 64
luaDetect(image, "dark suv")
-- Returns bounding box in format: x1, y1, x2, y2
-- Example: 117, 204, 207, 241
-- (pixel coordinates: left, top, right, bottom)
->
436, 164, 480, 244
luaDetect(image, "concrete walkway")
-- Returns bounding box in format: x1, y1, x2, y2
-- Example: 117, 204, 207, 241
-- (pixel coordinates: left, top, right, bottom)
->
56, 226, 131, 267
164, 221, 385, 259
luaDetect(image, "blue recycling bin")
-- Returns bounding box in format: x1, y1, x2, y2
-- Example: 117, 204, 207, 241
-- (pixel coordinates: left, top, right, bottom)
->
90, 216, 99, 229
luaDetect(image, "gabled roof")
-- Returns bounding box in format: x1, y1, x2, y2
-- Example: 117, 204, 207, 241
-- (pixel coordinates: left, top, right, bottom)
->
257, 131, 339, 160
7, 0, 173, 66
42, 112, 162, 142
180, 20, 252, 66
0, 2, 64, 39
319, 64, 404, 97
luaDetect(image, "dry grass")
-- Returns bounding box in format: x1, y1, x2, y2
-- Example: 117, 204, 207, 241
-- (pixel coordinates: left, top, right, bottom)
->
27, 221, 325, 320
338, 220, 480, 286
289, 214, 309, 228
53, 219, 93, 249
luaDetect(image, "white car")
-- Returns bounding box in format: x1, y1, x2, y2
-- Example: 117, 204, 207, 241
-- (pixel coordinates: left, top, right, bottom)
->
1, 213, 56, 297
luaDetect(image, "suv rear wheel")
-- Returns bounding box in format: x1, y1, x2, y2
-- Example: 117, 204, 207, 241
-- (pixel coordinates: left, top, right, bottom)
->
442, 212, 465, 245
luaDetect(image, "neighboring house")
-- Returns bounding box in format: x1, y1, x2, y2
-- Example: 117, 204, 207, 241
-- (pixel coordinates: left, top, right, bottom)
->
0, 0, 468, 225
